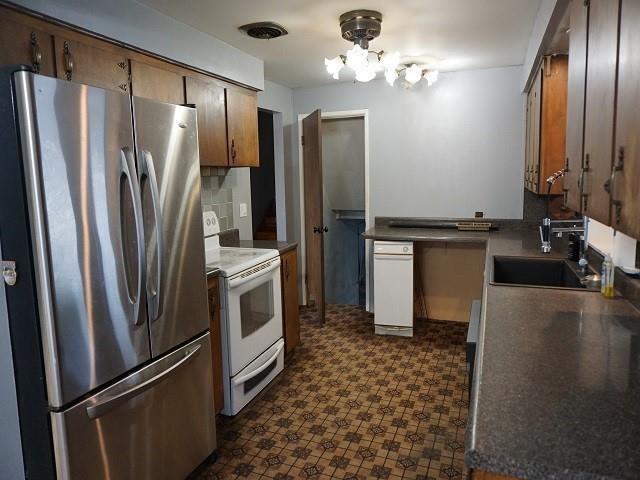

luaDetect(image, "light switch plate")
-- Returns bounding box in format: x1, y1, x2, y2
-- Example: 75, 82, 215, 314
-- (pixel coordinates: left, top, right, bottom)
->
239, 203, 248, 218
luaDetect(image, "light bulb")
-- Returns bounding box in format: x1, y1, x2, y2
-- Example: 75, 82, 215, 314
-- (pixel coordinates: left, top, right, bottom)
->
405, 64, 423, 84
381, 51, 401, 71
324, 56, 344, 79
345, 44, 369, 72
384, 68, 398, 86
425, 70, 439, 86
355, 65, 376, 82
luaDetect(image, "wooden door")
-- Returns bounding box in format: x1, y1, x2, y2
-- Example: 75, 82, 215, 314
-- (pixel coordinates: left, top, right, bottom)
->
540, 56, 568, 196
53, 35, 129, 92
226, 88, 259, 167
130, 60, 184, 104
207, 276, 224, 414
612, 0, 640, 238
185, 76, 229, 166
565, 0, 589, 212
281, 248, 300, 354
530, 69, 542, 192
524, 90, 533, 191
302, 110, 325, 323
0, 16, 55, 76
582, 0, 620, 224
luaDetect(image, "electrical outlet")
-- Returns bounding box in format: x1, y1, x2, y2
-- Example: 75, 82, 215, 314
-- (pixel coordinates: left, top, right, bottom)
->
239, 203, 248, 218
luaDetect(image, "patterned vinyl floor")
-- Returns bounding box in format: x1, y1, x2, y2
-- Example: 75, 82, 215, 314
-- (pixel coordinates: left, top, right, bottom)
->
191, 304, 469, 480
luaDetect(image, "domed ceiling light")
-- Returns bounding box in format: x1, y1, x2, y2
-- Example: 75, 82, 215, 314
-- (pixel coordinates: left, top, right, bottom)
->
324, 10, 439, 87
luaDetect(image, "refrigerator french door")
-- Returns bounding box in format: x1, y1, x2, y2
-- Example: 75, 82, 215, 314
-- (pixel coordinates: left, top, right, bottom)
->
1, 69, 215, 480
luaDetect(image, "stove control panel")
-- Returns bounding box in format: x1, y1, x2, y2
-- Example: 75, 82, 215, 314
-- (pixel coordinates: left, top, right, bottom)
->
203, 211, 220, 238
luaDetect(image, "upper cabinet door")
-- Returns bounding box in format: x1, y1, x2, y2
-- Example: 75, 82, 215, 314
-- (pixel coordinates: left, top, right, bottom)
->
185, 76, 229, 167
53, 35, 129, 93
530, 69, 542, 192
564, 0, 589, 213
130, 60, 184, 104
226, 88, 259, 167
582, 0, 620, 224
612, 0, 640, 239
0, 17, 55, 76
540, 56, 568, 196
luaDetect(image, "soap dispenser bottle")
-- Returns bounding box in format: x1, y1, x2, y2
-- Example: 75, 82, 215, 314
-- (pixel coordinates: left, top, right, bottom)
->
601, 254, 615, 298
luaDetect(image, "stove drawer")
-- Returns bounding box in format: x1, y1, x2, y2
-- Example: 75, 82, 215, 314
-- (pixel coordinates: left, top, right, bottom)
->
224, 338, 284, 416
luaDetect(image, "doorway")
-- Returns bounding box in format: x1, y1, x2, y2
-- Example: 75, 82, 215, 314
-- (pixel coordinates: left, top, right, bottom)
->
322, 117, 366, 306
298, 110, 371, 316
251, 110, 277, 239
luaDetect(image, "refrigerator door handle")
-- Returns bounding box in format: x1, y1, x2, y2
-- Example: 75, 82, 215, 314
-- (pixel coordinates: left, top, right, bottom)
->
140, 149, 164, 321
120, 147, 145, 326
85, 343, 202, 420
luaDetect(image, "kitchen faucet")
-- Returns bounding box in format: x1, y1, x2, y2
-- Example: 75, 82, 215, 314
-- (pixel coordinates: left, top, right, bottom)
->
539, 169, 589, 273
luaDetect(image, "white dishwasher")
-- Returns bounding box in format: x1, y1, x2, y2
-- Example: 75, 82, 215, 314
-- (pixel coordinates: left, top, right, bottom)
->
373, 241, 414, 336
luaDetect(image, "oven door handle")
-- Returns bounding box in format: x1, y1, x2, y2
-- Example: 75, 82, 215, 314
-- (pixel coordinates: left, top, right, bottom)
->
228, 258, 280, 288
232, 341, 284, 386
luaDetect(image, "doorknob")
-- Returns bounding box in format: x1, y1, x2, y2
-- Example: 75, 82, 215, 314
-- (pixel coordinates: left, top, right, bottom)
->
313, 226, 328, 234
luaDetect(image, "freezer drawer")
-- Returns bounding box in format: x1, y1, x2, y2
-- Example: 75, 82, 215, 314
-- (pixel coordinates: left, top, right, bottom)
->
51, 333, 215, 480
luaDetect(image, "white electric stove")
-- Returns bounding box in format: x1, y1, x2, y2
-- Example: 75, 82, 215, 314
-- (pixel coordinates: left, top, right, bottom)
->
203, 212, 284, 416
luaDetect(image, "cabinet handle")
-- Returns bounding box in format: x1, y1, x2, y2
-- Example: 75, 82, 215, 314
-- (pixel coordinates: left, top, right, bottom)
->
63, 41, 74, 81
604, 147, 624, 224
30, 32, 42, 73
230, 139, 237, 163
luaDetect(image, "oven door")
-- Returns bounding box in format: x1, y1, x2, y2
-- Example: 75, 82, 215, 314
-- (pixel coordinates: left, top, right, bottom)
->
225, 257, 283, 376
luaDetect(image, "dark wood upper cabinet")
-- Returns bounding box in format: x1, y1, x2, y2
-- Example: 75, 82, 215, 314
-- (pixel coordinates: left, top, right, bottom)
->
524, 56, 566, 195
226, 88, 259, 167
564, 0, 589, 213
0, 16, 55, 76
53, 35, 129, 93
185, 76, 229, 167
281, 248, 300, 355
130, 60, 184, 104
540, 56, 568, 196
582, 0, 620, 225
612, 0, 640, 239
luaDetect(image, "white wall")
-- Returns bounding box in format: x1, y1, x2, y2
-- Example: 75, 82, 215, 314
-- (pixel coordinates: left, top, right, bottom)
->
292, 66, 525, 240
12, 0, 264, 89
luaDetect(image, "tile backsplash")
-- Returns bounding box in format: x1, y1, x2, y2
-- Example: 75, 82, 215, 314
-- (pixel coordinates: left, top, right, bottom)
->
200, 167, 234, 231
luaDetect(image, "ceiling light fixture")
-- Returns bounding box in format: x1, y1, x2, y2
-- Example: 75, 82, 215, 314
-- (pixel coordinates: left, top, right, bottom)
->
324, 10, 439, 88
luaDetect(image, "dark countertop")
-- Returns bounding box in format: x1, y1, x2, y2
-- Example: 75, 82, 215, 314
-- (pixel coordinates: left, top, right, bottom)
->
206, 267, 220, 279
363, 223, 640, 479
218, 228, 298, 255
233, 239, 298, 255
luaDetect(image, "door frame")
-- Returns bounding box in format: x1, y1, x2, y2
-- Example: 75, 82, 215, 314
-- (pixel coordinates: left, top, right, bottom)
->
297, 109, 371, 311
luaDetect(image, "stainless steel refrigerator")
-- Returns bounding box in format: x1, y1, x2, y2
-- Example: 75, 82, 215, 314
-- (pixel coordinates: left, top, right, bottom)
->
0, 67, 215, 479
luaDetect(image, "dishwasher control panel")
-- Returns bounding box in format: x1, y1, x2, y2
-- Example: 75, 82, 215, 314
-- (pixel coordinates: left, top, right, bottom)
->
374, 241, 413, 255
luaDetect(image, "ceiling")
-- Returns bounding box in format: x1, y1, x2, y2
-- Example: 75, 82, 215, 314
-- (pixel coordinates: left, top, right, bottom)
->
137, 0, 542, 88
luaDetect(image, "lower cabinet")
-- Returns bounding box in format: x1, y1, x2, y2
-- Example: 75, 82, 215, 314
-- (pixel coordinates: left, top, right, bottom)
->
207, 276, 224, 414
281, 248, 300, 355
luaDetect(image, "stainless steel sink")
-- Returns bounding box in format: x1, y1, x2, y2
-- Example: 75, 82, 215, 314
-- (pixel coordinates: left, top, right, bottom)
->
491, 256, 599, 290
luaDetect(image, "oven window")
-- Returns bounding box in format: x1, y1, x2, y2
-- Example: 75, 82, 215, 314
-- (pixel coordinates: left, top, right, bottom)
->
240, 279, 275, 338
